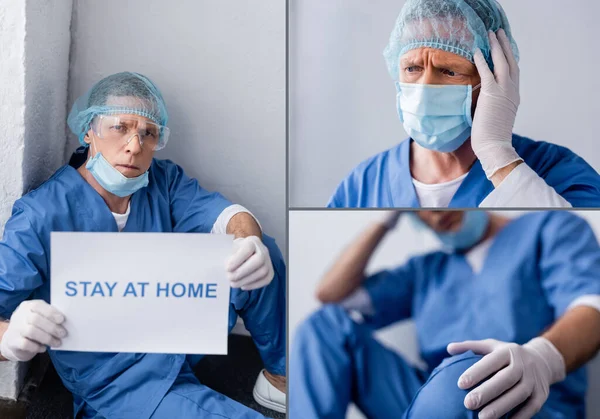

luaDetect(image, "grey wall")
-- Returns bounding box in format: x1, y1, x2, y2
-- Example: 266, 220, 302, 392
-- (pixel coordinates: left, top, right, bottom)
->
67, 0, 286, 254
289, 0, 600, 207
289, 211, 600, 418
23, 0, 73, 193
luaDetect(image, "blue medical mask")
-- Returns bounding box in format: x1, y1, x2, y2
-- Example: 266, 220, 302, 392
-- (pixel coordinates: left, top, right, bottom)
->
396, 82, 480, 153
86, 140, 149, 197
435, 211, 490, 251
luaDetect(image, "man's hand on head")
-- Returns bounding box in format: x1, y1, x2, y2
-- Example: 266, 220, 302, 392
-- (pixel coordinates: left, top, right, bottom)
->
471, 30, 523, 184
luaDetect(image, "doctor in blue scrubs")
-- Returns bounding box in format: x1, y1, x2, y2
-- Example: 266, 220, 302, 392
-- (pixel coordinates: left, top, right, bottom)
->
290, 211, 600, 418
328, 0, 600, 208
0, 72, 285, 418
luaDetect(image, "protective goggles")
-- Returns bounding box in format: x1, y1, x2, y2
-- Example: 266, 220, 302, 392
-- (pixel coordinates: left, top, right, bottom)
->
91, 114, 170, 151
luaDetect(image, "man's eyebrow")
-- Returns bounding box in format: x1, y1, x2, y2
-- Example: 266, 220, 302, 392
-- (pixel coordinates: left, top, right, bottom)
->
433, 57, 475, 72
400, 55, 474, 72
400, 56, 424, 67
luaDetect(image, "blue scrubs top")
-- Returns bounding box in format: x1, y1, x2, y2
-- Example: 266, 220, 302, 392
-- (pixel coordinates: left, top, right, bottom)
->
328, 135, 600, 208
0, 147, 278, 418
361, 211, 600, 413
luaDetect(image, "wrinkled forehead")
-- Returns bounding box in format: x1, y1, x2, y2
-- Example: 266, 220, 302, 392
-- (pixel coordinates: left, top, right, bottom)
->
400, 47, 475, 73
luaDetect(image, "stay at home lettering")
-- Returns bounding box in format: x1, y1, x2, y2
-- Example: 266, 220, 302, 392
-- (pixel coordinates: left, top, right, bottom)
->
65, 281, 218, 298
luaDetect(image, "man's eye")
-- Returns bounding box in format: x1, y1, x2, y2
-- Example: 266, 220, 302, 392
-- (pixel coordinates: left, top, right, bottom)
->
442, 69, 457, 76
406, 66, 421, 73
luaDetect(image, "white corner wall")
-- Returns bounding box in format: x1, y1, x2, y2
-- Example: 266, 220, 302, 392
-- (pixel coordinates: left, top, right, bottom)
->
0, 0, 72, 401
66, 0, 287, 255
0, 0, 29, 401
0, 1, 26, 227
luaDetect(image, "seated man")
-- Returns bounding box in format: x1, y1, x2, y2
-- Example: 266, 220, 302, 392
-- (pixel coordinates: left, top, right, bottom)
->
290, 211, 600, 418
328, 0, 600, 208
0, 72, 285, 418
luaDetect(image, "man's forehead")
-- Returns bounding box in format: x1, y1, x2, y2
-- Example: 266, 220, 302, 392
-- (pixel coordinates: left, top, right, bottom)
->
401, 48, 474, 71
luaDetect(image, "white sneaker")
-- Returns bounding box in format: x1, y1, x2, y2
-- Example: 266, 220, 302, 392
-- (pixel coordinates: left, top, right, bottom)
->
252, 369, 286, 414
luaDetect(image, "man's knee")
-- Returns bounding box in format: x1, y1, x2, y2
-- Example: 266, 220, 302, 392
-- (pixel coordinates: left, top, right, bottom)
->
406, 351, 483, 418
294, 304, 358, 346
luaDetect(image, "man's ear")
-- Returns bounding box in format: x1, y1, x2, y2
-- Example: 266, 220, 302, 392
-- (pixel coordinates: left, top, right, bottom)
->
83, 130, 92, 145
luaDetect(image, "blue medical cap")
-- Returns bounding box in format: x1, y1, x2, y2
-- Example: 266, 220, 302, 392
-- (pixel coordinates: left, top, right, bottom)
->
67, 72, 169, 146
384, 0, 519, 80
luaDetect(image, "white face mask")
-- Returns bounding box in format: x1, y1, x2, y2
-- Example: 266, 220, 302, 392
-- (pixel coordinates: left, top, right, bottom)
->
396, 82, 480, 152
85, 137, 149, 197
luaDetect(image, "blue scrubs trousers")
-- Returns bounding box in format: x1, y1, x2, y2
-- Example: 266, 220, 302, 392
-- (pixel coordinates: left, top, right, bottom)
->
140, 272, 283, 418
76, 268, 284, 419
151, 278, 283, 418
290, 305, 559, 419
150, 362, 269, 419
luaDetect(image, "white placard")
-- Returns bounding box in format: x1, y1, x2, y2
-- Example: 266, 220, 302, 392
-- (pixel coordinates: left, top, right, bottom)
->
50, 232, 233, 354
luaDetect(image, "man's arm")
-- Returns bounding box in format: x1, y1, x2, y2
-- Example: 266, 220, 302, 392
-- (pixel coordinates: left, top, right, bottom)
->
448, 213, 600, 417
543, 305, 600, 372
222, 209, 276, 291
489, 161, 522, 186
316, 213, 399, 303
481, 163, 572, 208
226, 212, 262, 239
0, 206, 67, 362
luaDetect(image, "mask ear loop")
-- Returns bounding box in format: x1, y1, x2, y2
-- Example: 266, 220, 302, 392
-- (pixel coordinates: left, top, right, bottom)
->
89, 130, 100, 158
86, 115, 102, 159
465, 84, 481, 126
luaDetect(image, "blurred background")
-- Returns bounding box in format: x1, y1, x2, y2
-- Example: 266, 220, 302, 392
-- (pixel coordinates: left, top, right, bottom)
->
289, 210, 600, 418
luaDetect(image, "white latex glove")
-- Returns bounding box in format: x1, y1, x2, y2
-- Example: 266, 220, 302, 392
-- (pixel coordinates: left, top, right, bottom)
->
471, 29, 523, 179
447, 338, 566, 419
0, 300, 67, 362
226, 236, 274, 291
379, 211, 402, 230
